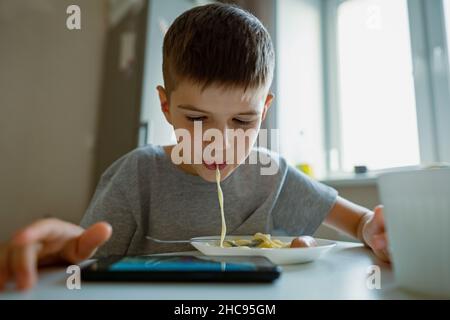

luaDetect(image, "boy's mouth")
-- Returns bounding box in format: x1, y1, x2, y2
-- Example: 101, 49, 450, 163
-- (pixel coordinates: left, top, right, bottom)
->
203, 160, 227, 171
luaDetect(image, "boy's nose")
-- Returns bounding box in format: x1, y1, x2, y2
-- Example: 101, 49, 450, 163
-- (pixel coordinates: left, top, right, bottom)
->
221, 129, 233, 150
202, 127, 233, 161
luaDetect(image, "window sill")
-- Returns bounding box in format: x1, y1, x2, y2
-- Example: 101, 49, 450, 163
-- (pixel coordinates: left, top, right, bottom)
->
319, 173, 378, 188
318, 164, 443, 188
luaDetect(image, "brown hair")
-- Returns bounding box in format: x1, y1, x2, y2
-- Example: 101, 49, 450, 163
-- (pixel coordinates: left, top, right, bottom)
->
162, 3, 275, 96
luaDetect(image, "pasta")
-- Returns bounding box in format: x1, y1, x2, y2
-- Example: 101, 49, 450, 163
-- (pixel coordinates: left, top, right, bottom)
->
216, 166, 226, 248
223, 233, 291, 249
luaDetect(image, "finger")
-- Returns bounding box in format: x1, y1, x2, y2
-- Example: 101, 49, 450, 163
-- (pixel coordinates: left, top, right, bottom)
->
0, 244, 11, 290
372, 233, 388, 250
11, 218, 83, 246
382, 248, 391, 262
374, 248, 391, 263
372, 205, 385, 228
364, 206, 385, 237
10, 243, 42, 291
61, 222, 112, 263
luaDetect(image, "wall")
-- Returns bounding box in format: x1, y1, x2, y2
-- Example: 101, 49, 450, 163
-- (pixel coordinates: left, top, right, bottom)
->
0, 0, 107, 240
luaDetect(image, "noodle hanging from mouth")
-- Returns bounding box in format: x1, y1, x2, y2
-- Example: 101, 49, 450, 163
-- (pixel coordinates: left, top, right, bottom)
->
216, 166, 226, 248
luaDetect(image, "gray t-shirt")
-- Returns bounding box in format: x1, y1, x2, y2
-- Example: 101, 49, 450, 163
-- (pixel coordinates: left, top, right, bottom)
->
80, 144, 338, 258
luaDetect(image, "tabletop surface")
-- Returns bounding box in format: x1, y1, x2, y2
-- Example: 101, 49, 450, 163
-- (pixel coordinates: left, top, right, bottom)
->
0, 241, 424, 300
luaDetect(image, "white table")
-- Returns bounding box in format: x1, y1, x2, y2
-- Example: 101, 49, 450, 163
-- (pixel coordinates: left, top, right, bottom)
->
0, 241, 425, 300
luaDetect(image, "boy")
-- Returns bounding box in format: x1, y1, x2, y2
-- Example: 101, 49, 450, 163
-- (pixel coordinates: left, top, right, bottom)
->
0, 3, 389, 291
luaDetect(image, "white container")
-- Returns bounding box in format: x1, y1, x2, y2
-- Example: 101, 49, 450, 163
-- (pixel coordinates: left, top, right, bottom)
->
378, 167, 450, 298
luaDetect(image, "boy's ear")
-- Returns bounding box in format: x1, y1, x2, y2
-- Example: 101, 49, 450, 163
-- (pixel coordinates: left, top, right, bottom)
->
157, 86, 173, 125
262, 93, 274, 122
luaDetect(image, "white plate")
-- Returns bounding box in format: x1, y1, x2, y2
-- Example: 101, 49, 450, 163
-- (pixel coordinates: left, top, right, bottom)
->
191, 236, 337, 265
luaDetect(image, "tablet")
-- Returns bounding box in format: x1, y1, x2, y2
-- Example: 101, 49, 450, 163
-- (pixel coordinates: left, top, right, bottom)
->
81, 255, 282, 283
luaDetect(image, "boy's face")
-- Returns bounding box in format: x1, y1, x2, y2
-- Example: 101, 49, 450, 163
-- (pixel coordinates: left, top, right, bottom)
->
157, 81, 273, 182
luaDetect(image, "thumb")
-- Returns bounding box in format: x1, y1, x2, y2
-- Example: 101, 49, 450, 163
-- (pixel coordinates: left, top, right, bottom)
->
373, 205, 385, 222
372, 232, 388, 250
373, 205, 384, 230
61, 222, 112, 263
370, 205, 385, 232
362, 205, 385, 245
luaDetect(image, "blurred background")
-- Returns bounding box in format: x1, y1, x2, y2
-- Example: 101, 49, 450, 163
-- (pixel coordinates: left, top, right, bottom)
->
1, 0, 449, 241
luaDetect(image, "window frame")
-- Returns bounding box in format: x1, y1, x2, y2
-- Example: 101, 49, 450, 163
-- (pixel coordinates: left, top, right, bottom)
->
322, 0, 450, 176
408, 0, 450, 163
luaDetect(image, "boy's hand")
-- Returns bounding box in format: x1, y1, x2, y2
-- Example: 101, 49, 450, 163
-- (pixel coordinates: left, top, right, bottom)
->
0, 218, 112, 291
361, 206, 390, 263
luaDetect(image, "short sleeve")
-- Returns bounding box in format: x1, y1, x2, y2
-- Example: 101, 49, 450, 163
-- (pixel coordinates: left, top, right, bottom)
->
80, 155, 137, 258
271, 165, 338, 236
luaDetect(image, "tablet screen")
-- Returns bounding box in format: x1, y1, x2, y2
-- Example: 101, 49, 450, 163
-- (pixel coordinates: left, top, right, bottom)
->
108, 256, 258, 272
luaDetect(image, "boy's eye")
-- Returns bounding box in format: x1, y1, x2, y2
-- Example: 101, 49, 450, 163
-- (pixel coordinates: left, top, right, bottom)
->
186, 116, 207, 122
233, 118, 254, 125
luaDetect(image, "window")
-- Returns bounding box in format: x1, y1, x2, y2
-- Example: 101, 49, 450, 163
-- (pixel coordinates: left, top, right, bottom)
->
277, 0, 327, 177
334, 0, 420, 172
275, 0, 450, 178
444, 0, 450, 75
